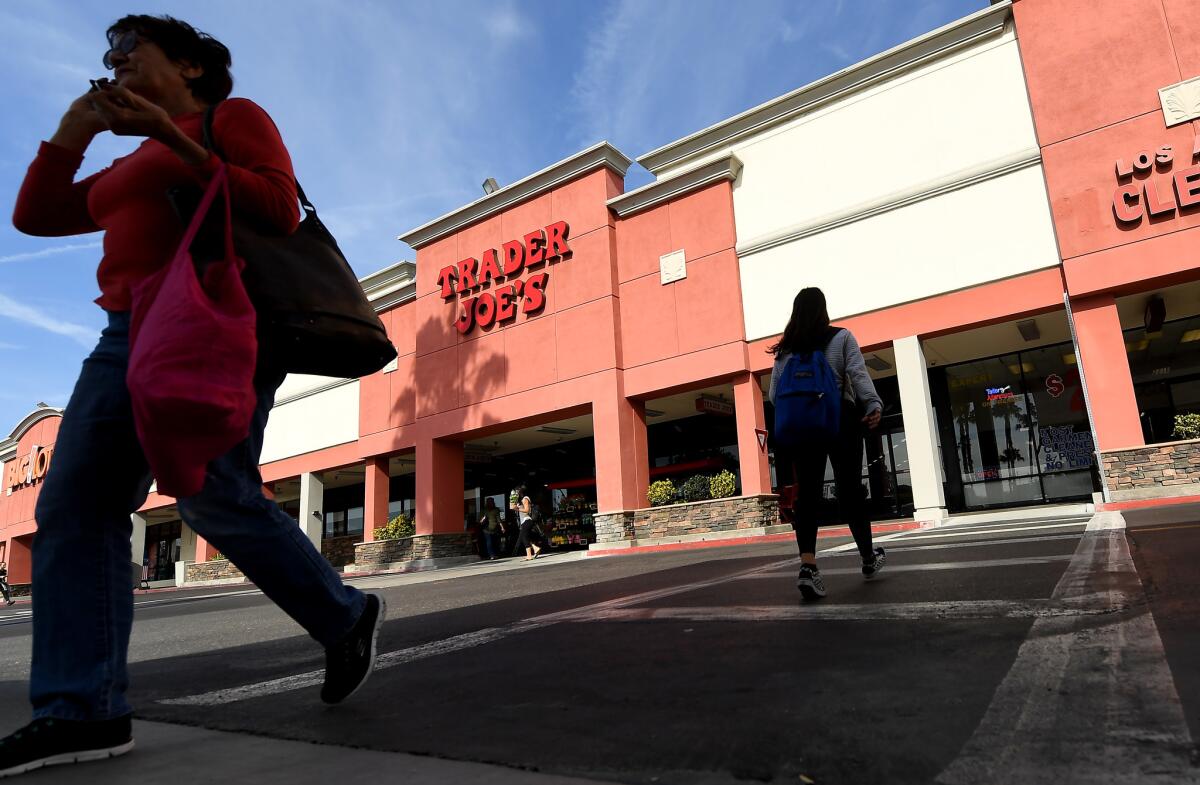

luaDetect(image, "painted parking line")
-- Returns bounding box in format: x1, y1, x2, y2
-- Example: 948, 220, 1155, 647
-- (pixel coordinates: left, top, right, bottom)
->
161, 554, 803, 707
571, 596, 1133, 623
936, 526, 1199, 784
854, 531, 1082, 555
743, 553, 1074, 578
881, 521, 1088, 542
159, 517, 1100, 709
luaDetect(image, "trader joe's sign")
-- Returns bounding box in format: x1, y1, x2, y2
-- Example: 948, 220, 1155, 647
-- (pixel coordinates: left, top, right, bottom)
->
436, 221, 572, 335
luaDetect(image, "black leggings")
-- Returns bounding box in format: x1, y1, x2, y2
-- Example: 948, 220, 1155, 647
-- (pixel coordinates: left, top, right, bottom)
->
515, 519, 540, 551
784, 407, 875, 562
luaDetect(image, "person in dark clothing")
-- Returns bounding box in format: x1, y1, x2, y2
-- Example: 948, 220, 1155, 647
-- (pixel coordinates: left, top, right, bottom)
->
1, 15, 384, 779
768, 287, 886, 599
0, 562, 14, 607
479, 498, 504, 560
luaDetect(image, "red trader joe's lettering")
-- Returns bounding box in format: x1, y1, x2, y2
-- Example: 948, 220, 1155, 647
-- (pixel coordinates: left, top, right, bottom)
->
441, 221, 571, 335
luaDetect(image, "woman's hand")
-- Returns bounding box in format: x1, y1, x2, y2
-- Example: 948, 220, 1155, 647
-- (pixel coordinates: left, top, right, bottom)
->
862, 408, 882, 429
49, 90, 110, 152
87, 83, 172, 140
88, 83, 210, 165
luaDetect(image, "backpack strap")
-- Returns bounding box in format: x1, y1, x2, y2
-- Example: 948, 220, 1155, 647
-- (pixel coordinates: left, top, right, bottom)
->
824, 327, 854, 403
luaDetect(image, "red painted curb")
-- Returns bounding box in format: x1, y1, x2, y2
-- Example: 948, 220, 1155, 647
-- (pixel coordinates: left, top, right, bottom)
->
1098, 494, 1200, 511
587, 519, 927, 557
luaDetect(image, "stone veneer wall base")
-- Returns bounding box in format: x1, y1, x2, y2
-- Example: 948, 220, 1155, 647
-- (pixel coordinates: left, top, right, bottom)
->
1102, 439, 1200, 501
593, 494, 780, 545
185, 559, 245, 584
352, 532, 475, 572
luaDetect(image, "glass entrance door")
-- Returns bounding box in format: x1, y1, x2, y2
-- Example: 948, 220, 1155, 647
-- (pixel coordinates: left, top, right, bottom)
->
936, 342, 1096, 512
143, 520, 182, 582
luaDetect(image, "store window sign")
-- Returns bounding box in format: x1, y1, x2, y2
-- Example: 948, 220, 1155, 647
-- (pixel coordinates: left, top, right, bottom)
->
1040, 426, 1094, 472
1045, 373, 1065, 398
4, 444, 53, 496
1111, 135, 1200, 225
436, 221, 572, 335
985, 386, 1015, 403
695, 396, 734, 416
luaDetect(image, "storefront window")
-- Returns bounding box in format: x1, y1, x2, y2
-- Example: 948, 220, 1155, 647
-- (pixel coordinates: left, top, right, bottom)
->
142, 520, 182, 582
936, 341, 1095, 511
1126, 315, 1200, 443
323, 510, 346, 537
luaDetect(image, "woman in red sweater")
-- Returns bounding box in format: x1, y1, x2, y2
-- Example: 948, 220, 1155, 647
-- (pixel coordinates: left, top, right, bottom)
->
2, 16, 384, 778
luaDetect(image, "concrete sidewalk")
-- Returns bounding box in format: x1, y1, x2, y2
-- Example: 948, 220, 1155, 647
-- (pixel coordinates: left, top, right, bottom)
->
24, 720, 618, 784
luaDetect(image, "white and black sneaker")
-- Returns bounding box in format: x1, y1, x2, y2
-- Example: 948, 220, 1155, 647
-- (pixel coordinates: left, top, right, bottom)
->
796, 564, 827, 600
0, 715, 133, 779
862, 548, 887, 580
321, 593, 386, 705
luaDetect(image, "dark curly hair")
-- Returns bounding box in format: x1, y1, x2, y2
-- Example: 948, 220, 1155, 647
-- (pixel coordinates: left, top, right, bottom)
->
107, 15, 233, 104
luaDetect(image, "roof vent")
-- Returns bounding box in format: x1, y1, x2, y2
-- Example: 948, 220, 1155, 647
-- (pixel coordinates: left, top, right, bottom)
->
482, 177, 500, 195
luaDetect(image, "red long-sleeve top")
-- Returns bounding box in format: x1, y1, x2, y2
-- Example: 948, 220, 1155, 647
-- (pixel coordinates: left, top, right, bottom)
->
12, 97, 299, 312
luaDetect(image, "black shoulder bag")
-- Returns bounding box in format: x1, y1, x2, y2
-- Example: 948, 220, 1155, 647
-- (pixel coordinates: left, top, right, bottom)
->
171, 103, 397, 379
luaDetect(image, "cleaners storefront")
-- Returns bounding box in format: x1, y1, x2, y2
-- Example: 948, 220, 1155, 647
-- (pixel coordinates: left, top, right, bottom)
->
5, 1, 1200, 582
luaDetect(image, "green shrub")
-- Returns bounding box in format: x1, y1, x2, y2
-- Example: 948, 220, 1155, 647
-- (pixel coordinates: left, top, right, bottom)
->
1173, 412, 1200, 440
647, 479, 676, 507
375, 512, 415, 541
709, 469, 736, 499
679, 474, 711, 503
207, 551, 225, 562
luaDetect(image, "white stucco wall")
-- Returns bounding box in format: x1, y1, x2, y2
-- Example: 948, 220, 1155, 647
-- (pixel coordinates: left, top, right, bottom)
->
261, 379, 359, 464
739, 163, 1060, 339
705, 31, 1060, 341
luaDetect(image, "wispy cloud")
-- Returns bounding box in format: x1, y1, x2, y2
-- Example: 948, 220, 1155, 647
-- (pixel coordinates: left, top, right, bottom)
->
0, 241, 102, 265
0, 342, 20, 350
0, 292, 97, 347
485, 3, 530, 44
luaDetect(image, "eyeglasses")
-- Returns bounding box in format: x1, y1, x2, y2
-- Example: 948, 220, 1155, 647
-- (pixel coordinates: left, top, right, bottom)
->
102, 30, 139, 69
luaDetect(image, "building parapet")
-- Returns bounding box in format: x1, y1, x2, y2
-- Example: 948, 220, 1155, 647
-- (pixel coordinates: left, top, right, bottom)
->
607, 154, 742, 218
360, 259, 417, 312
637, 1, 1013, 175
398, 142, 633, 250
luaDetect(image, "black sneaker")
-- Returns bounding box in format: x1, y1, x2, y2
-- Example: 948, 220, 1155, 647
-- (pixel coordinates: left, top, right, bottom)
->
321, 593, 386, 705
796, 564, 827, 600
0, 715, 133, 779
862, 548, 886, 580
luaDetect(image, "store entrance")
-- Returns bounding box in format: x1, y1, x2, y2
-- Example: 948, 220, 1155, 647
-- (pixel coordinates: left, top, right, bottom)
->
463, 413, 599, 556
932, 340, 1097, 512
143, 520, 182, 582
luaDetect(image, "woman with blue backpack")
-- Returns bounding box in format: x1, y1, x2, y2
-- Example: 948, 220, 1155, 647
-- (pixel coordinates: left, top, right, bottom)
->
768, 287, 886, 599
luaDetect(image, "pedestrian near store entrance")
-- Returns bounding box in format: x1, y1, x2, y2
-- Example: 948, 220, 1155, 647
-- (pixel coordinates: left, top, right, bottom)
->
512, 486, 543, 560
769, 287, 886, 600
479, 497, 505, 560
0, 562, 14, 607
1, 15, 384, 780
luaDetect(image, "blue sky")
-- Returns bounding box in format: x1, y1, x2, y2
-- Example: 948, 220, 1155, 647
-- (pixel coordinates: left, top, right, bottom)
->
0, 0, 984, 430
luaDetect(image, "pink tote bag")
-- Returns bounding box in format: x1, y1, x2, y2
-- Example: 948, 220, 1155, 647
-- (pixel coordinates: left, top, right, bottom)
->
127, 162, 258, 498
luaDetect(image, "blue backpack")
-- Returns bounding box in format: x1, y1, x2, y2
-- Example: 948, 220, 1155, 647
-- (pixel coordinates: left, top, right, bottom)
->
774, 331, 843, 447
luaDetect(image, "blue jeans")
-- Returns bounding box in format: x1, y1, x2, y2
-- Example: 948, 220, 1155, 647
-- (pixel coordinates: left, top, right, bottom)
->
31, 311, 366, 721
481, 530, 500, 559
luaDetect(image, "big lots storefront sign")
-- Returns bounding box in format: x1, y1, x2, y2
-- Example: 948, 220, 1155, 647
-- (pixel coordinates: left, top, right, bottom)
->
4, 444, 53, 496
436, 220, 572, 335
